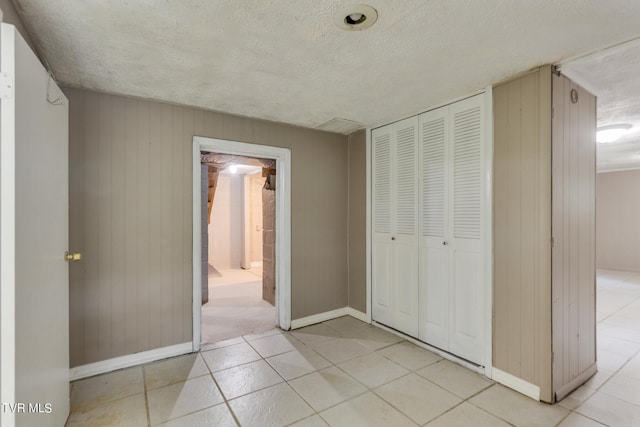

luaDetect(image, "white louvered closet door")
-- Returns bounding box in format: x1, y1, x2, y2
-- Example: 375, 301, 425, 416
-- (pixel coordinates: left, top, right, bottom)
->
372, 125, 394, 327
448, 95, 485, 365
418, 107, 450, 349
371, 117, 419, 336
391, 117, 419, 337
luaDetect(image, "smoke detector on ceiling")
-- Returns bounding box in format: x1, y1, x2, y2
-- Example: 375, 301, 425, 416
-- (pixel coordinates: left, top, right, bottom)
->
335, 4, 378, 31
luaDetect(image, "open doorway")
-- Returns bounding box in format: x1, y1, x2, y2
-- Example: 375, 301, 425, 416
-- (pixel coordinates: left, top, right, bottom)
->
192, 137, 292, 351
557, 39, 640, 405
201, 155, 276, 344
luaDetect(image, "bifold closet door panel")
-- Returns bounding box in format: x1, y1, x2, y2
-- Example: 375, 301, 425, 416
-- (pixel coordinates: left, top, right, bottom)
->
392, 118, 420, 337
372, 126, 395, 326
448, 95, 485, 365
419, 106, 450, 348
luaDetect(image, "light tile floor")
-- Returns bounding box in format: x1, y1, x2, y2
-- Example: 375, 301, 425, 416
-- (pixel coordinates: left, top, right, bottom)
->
67, 269, 640, 426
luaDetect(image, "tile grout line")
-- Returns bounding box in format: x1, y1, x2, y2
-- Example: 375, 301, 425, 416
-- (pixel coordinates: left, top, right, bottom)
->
142, 366, 151, 427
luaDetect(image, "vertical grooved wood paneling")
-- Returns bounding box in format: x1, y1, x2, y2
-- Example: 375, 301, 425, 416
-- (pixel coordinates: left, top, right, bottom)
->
66, 88, 348, 366
552, 74, 596, 399
97, 94, 113, 358
111, 96, 125, 358
137, 100, 150, 352
124, 98, 138, 355
493, 67, 553, 401
348, 130, 367, 313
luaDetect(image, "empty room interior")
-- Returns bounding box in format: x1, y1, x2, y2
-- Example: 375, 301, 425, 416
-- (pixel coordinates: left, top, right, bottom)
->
3, 1, 640, 426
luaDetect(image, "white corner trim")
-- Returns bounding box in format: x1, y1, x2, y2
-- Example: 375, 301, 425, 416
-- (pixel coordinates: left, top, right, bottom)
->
365, 128, 372, 324
491, 367, 541, 401
290, 307, 367, 329
69, 343, 192, 382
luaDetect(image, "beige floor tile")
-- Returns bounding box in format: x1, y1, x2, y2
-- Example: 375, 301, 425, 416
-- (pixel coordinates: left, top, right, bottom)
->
618, 353, 640, 381
577, 392, 640, 427
557, 412, 606, 427
322, 316, 369, 334
580, 368, 615, 391
374, 373, 461, 424
289, 366, 367, 411
597, 334, 640, 357
600, 372, 640, 406
417, 360, 492, 399
290, 323, 343, 345
144, 353, 210, 391
351, 326, 405, 351
289, 414, 329, 427
376, 341, 442, 371
201, 342, 261, 372
425, 402, 511, 427
596, 348, 631, 371
338, 352, 409, 388
70, 366, 144, 412
319, 392, 417, 427
65, 393, 147, 427
200, 336, 244, 351
147, 375, 224, 425
557, 384, 598, 410
228, 383, 314, 427
242, 328, 282, 342
470, 384, 569, 427
266, 346, 331, 380
157, 404, 237, 427
309, 337, 372, 364
213, 359, 283, 399
249, 333, 298, 358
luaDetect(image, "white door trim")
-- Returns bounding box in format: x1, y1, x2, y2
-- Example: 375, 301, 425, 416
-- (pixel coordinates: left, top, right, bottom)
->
192, 136, 291, 352
365, 128, 372, 323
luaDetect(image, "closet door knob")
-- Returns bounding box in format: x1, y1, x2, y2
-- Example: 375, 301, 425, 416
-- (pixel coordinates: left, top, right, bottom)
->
442, 241, 448, 246
391, 237, 395, 241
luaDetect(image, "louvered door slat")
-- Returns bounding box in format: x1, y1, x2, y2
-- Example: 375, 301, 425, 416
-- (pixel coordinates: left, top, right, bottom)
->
395, 125, 416, 235
452, 106, 481, 240
421, 117, 446, 237
373, 131, 391, 234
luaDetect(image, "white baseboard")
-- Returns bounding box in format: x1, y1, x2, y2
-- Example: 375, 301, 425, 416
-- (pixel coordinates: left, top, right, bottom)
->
290, 307, 369, 329
345, 307, 367, 322
69, 342, 193, 382
492, 367, 541, 401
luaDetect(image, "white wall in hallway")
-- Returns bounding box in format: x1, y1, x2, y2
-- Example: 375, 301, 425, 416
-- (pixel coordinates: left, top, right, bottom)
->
209, 173, 242, 269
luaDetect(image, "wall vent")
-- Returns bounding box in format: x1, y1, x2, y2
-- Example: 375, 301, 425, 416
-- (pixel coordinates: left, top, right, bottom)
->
316, 118, 363, 134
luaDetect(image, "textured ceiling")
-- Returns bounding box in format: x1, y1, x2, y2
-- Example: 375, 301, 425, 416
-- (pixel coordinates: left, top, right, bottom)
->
561, 40, 640, 172
12, 0, 640, 154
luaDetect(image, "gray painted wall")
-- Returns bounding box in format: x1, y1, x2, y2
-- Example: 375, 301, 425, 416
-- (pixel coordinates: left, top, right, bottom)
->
596, 170, 640, 272
66, 87, 349, 367
348, 130, 367, 313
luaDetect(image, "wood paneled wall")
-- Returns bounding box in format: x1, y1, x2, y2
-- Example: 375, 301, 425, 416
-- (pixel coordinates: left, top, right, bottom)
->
551, 74, 596, 400
67, 88, 349, 367
596, 170, 640, 272
348, 130, 367, 313
493, 67, 553, 401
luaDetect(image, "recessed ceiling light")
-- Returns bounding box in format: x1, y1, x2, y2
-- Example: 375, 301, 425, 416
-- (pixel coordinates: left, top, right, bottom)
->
228, 164, 238, 174
335, 5, 378, 31
597, 124, 632, 143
